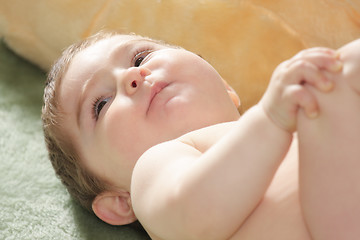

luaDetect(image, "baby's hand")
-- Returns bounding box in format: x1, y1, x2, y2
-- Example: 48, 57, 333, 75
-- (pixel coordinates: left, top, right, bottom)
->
260, 47, 343, 132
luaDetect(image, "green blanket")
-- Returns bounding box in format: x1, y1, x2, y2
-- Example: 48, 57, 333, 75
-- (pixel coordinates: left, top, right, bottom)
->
0, 40, 150, 239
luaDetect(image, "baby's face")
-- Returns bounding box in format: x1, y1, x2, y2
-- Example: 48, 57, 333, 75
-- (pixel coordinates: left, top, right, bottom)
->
58, 35, 240, 190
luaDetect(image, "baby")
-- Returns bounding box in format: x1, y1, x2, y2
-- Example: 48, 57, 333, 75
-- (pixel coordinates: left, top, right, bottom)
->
42, 31, 360, 240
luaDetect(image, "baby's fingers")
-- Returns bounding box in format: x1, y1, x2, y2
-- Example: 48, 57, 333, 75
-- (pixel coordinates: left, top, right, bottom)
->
288, 60, 333, 92
287, 85, 319, 119
291, 48, 343, 73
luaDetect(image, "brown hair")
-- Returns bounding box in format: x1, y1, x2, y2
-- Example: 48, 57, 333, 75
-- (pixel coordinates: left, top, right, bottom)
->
41, 31, 117, 212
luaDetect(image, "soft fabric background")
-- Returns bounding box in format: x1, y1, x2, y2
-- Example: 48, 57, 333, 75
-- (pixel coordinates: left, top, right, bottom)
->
1, 0, 359, 110
0, 40, 150, 239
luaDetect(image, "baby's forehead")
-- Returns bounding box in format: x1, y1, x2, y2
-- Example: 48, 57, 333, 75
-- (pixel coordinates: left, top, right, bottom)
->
63, 34, 176, 87
72, 35, 158, 67
101, 34, 166, 49
74, 34, 167, 62
108, 34, 148, 44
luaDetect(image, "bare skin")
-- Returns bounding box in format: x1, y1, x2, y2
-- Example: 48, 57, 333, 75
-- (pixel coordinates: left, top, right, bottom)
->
131, 47, 344, 239
131, 38, 360, 240
132, 40, 360, 240
230, 137, 309, 240
147, 125, 310, 240
298, 39, 360, 240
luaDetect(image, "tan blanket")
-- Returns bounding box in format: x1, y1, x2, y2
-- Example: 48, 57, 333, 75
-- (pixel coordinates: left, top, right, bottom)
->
1, 0, 359, 109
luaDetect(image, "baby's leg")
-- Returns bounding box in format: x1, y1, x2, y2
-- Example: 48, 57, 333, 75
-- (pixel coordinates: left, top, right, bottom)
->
297, 51, 360, 240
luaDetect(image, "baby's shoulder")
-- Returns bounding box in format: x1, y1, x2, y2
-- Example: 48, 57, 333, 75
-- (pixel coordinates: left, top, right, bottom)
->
130, 121, 237, 238
131, 121, 237, 192
130, 137, 202, 238
177, 121, 238, 153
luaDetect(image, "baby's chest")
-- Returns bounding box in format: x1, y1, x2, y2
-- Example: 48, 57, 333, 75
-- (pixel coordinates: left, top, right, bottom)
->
231, 142, 310, 240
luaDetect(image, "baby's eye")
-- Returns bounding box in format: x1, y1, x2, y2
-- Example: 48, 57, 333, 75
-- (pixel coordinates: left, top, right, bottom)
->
134, 56, 144, 67
93, 96, 111, 120
133, 50, 152, 67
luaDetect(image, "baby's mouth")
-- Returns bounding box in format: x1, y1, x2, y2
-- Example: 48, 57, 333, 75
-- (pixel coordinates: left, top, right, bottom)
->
147, 81, 169, 114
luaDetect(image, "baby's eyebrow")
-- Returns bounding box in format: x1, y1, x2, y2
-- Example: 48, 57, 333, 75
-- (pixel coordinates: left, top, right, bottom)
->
76, 75, 95, 128
108, 41, 134, 63
108, 38, 160, 62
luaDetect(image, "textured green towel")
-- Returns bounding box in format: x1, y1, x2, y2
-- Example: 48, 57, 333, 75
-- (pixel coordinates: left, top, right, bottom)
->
0, 40, 150, 239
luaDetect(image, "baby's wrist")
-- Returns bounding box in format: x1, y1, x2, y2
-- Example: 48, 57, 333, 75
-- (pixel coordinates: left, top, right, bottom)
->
258, 102, 295, 134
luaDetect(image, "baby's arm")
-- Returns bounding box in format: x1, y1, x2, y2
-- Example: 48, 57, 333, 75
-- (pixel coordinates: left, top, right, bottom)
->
298, 39, 360, 240
131, 49, 340, 240
132, 109, 292, 240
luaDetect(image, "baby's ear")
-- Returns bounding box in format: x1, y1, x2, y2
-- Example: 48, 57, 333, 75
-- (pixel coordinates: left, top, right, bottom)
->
222, 79, 241, 108
92, 190, 137, 225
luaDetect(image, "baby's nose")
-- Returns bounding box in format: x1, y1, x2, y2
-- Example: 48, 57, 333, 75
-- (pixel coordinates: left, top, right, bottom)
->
123, 67, 151, 95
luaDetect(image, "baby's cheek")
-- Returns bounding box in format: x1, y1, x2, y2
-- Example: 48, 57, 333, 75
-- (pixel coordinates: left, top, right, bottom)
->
101, 117, 126, 151
103, 117, 146, 165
